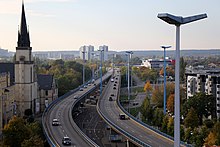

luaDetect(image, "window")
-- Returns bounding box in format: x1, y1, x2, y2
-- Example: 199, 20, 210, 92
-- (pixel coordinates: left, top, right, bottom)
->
45, 90, 48, 96
217, 91, 220, 94
217, 110, 220, 113
217, 85, 220, 88
217, 104, 220, 107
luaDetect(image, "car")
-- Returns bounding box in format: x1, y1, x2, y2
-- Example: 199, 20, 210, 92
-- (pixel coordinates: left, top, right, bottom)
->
113, 87, 116, 90
114, 84, 117, 86
84, 85, 87, 88
111, 94, 114, 97
109, 97, 113, 101
111, 78, 114, 82
52, 119, 59, 126
73, 95, 78, 99
79, 88, 83, 91
133, 101, 139, 106
62, 136, 71, 145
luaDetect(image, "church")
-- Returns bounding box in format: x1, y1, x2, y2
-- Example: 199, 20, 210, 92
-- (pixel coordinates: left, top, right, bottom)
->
0, 2, 58, 134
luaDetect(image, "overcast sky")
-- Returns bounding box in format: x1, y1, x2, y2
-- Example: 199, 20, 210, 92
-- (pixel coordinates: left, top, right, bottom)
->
0, 0, 220, 52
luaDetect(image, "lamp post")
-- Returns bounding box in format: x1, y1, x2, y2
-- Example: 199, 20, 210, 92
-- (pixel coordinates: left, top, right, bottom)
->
161, 46, 171, 115
82, 51, 86, 85
126, 51, 133, 113
158, 13, 207, 146
91, 52, 95, 80
98, 49, 104, 95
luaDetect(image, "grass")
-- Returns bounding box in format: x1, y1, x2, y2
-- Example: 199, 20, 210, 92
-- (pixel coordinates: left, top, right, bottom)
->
119, 95, 136, 101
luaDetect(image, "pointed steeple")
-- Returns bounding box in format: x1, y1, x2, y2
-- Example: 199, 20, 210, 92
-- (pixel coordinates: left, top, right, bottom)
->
17, 1, 30, 47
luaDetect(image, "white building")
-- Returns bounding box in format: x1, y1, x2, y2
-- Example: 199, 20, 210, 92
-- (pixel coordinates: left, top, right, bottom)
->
99, 45, 108, 61
186, 70, 220, 119
79, 45, 94, 61
141, 58, 174, 69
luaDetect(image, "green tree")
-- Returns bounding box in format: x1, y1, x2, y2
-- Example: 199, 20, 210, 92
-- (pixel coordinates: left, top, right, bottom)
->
167, 117, 174, 136
3, 116, 30, 147
184, 107, 199, 129
161, 115, 169, 133
183, 92, 216, 125
180, 57, 186, 82
152, 108, 164, 127
140, 97, 153, 124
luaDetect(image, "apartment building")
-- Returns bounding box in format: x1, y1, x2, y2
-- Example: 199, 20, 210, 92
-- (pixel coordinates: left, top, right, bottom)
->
186, 69, 220, 119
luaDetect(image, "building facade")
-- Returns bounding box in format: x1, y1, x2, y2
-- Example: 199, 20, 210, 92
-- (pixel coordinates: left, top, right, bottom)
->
99, 45, 108, 61
79, 45, 94, 61
186, 69, 220, 119
141, 58, 174, 69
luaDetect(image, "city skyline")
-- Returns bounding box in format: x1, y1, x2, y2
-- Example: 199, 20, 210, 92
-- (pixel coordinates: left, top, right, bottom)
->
0, 0, 220, 52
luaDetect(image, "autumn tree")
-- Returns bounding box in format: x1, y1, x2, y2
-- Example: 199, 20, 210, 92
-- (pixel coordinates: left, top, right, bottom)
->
167, 94, 174, 114
204, 122, 220, 146
144, 81, 152, 92
3, 116, 30, 147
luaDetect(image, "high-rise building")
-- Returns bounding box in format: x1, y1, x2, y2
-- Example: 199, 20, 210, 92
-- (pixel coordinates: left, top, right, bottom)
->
79, 45, 94, 61
99, 45, 108, 61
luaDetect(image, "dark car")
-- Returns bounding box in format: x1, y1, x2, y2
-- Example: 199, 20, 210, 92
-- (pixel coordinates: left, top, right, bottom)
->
109, 97, 113, 101
62, 136, 71, 145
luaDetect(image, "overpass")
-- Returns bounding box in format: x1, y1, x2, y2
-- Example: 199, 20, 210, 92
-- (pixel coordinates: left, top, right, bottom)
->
97, 68, 189, 147
42, 70, 112, 146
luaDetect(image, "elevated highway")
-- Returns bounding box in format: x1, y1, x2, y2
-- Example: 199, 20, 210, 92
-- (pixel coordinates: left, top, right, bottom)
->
97, 69, 186, 147
42, 70, 112, 147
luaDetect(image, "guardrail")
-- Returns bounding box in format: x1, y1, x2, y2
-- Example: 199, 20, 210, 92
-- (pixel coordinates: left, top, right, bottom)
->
117, 85, 193, 147
42, 72, 112, 146
96, 72, 151, 147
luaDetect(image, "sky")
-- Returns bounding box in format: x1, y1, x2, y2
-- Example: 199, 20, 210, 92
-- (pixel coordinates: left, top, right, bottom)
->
0, 0, 220, 52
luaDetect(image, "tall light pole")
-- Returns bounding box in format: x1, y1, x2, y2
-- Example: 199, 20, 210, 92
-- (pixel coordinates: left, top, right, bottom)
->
161, 46, 171, 115
82, 51, 86, 85
98, 49, 104, 95
158, 13, 207, 146
126, 51, 133, 113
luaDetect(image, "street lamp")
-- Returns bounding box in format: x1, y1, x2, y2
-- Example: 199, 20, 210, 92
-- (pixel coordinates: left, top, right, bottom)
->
81, 51, 86, 85
98, 49, 104, 95
158, 13, 207, 146
161, 45, 171, 115
126, 51, 133, 113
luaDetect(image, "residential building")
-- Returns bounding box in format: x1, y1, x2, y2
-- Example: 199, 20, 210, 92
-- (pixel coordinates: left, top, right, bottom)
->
141, 58, 174, 69
79, 45, 94, 61
186, 69, 220, 119
99, 45, 108, 61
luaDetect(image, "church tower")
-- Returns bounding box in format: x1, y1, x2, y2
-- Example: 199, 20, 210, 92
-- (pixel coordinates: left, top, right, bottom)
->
15, 2, 38, 116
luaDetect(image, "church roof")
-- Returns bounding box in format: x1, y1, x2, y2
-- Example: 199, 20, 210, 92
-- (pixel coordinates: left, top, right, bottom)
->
37, 74, 54, 90
0, 63, 15, 85
17, 2, 30, 47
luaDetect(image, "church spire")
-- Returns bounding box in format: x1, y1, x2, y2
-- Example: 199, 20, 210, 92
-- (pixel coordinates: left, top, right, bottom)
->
17, 1, 30, 47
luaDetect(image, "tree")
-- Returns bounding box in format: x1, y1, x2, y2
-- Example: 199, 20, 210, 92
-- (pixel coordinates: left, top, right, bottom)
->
184, 107, 199, 129
21, 136, 44, 147
144, 81, 152, 92
152, 108, 164, 127
180, 57, 186, 82
3, 116, 30, 147
167, 117, 174, 136
183, 92, 216, 125
140, 97, 153, 124
204, 122, 220, 145
167, 94, 174, 114
161, 115, 169, 133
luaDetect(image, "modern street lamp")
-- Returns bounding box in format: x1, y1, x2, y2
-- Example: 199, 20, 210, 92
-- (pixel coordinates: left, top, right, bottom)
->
98, 49, 104, 95
81, 51, 86, 85
161, 45, 171, 115
158, 13, 207, 146
126, 51, 133, 113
